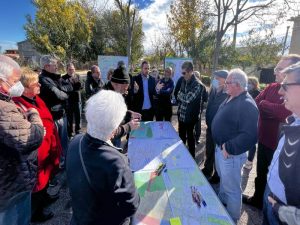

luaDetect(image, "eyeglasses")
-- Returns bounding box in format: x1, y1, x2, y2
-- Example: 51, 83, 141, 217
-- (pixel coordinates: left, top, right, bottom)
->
182, 72, 187, 75
281, 82, 300, 91
225, 81, 236, 85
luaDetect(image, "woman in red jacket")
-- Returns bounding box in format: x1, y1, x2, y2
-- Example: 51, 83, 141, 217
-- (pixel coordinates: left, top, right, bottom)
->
13, 68, 62, 222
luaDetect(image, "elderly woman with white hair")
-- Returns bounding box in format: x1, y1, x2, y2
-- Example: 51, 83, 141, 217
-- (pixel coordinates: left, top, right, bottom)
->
66, 90, 140, 225
0, 55, 44, 225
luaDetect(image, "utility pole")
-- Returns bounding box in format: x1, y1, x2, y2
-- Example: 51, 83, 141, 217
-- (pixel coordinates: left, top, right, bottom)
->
282, 26, 290, 55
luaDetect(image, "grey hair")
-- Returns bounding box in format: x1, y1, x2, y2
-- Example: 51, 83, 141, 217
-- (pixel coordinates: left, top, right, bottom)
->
91, 65, 99, 73
85, 90, 127, 141
281, 54, 300, 65
40, 55, 57, 69
228, 68, 248, 90
0, 55, 21, 81
282, 62, 300, 83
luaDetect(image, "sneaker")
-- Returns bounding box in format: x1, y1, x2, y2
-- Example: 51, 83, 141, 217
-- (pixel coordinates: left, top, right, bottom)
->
244, 160, 253, 170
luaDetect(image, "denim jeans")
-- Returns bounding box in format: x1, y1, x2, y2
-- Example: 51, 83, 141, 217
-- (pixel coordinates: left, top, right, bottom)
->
55, 116, 69, 166
215, 146, 247, 223
263, 184, 280, 225
0, 191, 31, 225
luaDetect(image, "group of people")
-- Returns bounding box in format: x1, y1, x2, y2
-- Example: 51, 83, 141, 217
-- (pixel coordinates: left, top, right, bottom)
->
200, 54, 300, 224
1, 52, 300, 225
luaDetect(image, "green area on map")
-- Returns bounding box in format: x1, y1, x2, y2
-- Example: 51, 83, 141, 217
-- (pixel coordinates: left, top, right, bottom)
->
130, 122, 153, 138
134, 171, 165, 197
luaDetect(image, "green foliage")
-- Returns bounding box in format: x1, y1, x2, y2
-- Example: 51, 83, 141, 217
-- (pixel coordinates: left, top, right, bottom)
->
201, 75, 211, 86
25, 0, 94, 62
237, 28, 282, 69
101, 9, 144, 64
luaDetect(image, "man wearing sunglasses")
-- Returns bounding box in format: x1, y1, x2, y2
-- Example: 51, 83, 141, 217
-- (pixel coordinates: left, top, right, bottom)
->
263, 62, 300, 224
243, 54, 300, 209
177, 61, 205, 158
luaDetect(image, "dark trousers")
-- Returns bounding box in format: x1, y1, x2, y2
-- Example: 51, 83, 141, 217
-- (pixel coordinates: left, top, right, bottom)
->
202, 127, 219, 178
248, 145, 257, 162
194, 116, 202, 141
178, 121, 196, 158
66, 101, 81, 136
252, 142, 275, 204
141, 108, 154, 121
156, 104, 172, 121
31, 187, 48, 217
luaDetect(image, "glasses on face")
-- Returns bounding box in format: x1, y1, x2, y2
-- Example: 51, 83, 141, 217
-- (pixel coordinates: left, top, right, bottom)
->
281, 82, 300, 91
182, 72, 187, 75
225, 81, 236, 85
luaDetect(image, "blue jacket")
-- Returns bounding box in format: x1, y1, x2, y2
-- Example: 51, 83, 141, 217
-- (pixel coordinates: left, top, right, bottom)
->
211, 91, 258, 155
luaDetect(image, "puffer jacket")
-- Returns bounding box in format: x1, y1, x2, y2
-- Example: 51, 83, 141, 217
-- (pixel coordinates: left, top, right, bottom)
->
0, 92, 44, 210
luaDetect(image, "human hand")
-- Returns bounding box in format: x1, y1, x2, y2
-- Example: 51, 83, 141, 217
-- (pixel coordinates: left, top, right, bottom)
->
129, 119, 140, 130
268, 196, 277, 207
131, 111, 142, 120
222, 144, 229, 158
134, 81, 139, 93
156, 82, 164, 91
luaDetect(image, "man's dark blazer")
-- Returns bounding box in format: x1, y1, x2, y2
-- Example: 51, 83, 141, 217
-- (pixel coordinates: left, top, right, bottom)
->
132, 74, 156, 113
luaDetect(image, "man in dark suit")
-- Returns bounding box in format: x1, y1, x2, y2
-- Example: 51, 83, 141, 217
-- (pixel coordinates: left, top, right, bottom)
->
132, 61, 156, 121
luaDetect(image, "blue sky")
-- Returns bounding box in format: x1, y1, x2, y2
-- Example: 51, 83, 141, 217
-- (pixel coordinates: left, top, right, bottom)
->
0, 0, 154, 53
0, 0, 35, 52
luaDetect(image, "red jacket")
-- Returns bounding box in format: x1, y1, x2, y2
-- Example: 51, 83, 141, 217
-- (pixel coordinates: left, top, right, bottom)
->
13, 96, 61, 192
255, 83, 291, 150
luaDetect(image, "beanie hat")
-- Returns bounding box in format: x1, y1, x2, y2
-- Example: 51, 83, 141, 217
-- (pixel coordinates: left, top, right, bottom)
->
213, 70, 228, 79
111, 66, 130, 84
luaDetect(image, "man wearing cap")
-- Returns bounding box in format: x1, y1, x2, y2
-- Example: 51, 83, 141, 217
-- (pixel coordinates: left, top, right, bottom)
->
105, 65, 141, 148
202, 70, 228, 184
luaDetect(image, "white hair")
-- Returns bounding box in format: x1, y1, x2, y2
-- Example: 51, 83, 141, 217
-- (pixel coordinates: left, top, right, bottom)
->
40, 55, 57, 69
282, 62, 300, 83
0, 55, 21, 81
228, 68, 248, 90
85, 90, 127, 141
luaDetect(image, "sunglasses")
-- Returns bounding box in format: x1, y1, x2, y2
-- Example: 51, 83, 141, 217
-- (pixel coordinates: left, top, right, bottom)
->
281, 82, 300, 91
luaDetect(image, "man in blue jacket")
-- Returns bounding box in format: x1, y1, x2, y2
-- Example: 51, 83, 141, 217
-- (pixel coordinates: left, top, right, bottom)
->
211, 69, 258, 223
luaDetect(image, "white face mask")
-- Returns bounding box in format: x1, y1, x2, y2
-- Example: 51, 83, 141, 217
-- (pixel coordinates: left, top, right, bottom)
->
5, 81, 25, 97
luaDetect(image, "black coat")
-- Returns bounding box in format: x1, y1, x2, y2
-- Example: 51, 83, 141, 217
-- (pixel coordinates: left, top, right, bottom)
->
132, 74, 156, 113
61, 73, 83, 103
67, 134, 140, 225
85, 71, 104, 98
39, 70, 73, 120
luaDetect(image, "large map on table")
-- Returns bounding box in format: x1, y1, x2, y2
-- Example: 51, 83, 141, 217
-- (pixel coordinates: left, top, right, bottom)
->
128, 139, 195, 172
133, 168, 232, 225
130, 122, 178, 139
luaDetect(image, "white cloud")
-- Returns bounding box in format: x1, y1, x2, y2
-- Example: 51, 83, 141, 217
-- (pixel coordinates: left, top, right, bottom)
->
139, 0, 172, 52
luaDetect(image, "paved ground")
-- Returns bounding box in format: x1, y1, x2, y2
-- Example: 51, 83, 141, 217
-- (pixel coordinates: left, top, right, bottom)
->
33, 111, 262, 225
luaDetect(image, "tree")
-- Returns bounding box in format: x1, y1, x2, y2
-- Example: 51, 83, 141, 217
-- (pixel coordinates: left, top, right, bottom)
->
167, 0, 207, 56
212, 0, 276, 71
114, 0, 138, 67
238, 27, 282, 70
25, 0, 94, 62
101, 8, 144, 65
